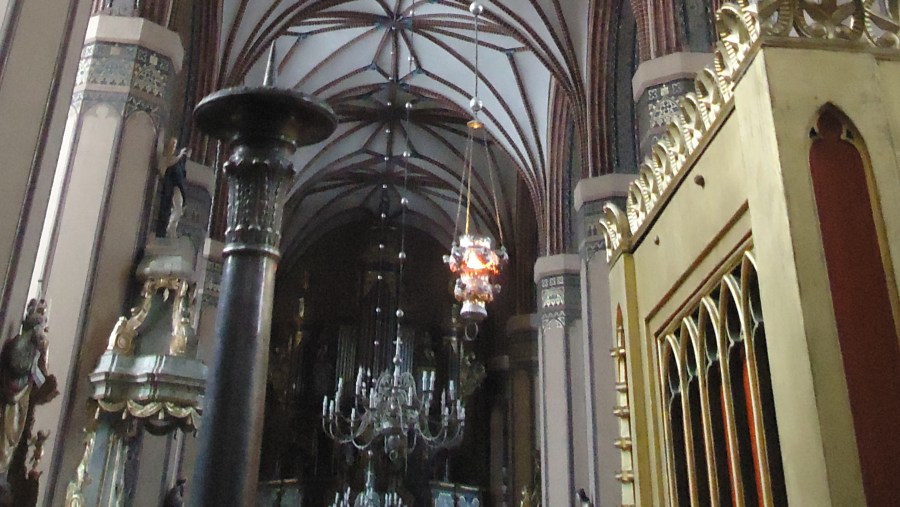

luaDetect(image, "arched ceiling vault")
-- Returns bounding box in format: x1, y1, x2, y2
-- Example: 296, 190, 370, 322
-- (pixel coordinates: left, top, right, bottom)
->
216, 0, 591, 261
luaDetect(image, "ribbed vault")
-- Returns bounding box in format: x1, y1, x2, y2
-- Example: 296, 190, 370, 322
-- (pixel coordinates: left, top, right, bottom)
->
216, 0, 591, 259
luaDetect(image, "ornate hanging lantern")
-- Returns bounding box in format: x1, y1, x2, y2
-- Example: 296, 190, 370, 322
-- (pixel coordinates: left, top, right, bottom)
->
446, 234, 507, 322
445, 4, 509, 325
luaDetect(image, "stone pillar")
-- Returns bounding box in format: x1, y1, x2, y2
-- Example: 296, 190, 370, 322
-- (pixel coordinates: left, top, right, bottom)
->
632, 52, 711, 156
174, 237, 222, 499
534, 255, 587, 506
506, 314, 539, 505
487, 358, 509, 507
574, 175, 633, 507
0, 0, 91, 346
27, 15, 184, 505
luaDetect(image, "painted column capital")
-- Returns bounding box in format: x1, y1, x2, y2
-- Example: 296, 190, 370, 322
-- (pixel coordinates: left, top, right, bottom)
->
632, 51, 712, 157
574, 174, 634, 262
534, 255, 581, 332
73, 15, 184, 120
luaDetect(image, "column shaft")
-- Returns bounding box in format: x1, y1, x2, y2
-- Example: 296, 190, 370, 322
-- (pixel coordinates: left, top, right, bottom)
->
534, 255, 585, 506
193, 253, 276, 504
0, 0, 90, 340
191, 144, 290, 505
574, 175, 634, 506
30, 15, 183, 504
506, 314, 538, 505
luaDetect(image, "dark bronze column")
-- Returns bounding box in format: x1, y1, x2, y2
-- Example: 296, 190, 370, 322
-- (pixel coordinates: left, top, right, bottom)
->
190, 85, 336, 506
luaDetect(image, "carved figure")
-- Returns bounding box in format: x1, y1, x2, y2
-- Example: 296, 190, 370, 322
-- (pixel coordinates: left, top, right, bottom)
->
156, 138, 191, 238
0, 299, 57, 476
27, 431, 47, 475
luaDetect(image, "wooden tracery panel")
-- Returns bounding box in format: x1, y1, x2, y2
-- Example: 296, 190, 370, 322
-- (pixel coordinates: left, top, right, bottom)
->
657, 252, 787, 506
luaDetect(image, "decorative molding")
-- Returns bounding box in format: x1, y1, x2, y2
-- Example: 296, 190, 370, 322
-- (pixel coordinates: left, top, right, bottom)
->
757, 0, 900, 47
76, 42, 172, 98
611, 317, 634, 495
581, 239, 605, 263
222, 146, 294, 257
65, 429, 95, 507
540, 310, 567, 331
597, 204, 630, 262
72, 41, 175, 120
96, 399, 201, 431
598, 0, 900, 261
575, 175, 631, 262
538, 273, 580, 332
641, 78, 694, 129
90, 241, 206, 433
71, 89, 163, 119
201, 259, 223, 307
90, 353, 206, 405
105, 276, 192, 356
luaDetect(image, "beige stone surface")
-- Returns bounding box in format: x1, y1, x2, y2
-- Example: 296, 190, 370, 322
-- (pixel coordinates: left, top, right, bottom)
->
0, 0, 91, 352
603, 43, 900, 505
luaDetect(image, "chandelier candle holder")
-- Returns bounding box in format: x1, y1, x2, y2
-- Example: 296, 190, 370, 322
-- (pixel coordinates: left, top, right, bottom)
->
322, 336, 466, 460
190, 43, 337, 506
329, 458, 409, 507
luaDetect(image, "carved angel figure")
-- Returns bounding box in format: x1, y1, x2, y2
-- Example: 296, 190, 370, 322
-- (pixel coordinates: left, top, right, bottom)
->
156, 137, 191, 239
0, 299, 58, 475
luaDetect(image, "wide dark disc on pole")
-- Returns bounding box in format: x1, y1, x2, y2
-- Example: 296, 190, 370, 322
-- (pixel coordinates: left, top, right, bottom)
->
194, 86, 337, 147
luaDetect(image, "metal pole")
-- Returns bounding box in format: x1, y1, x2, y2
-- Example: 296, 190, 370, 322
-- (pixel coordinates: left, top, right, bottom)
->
190, 85, 336, 506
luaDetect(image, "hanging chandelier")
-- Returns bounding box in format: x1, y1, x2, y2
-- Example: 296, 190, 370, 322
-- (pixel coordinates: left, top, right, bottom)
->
322, 333, 466, 460
445, 2, 508, 325
323, 18, 466, 457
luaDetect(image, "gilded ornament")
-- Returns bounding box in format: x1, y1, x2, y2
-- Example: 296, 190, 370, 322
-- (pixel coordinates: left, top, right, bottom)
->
105, 277, 194, 357
97, 399, 201, 431
65, 430, 95, 507
597, 203, 629, 262
596, 0, 900, 250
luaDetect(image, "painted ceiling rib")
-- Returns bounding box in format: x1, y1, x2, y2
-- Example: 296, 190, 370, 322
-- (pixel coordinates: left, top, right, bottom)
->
506, 51, 545, 176
217, 0, 591, 249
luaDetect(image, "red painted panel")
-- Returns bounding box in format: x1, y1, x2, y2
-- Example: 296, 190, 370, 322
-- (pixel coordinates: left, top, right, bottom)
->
809, 110, 900, 506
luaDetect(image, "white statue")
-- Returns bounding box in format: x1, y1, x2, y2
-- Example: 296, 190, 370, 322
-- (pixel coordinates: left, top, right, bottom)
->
157, 137, 191, 239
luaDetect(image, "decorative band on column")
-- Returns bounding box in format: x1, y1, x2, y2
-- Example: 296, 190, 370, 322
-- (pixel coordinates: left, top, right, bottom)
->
72, 41, 175, 118
538, 273, 581, 331
574, 175, 634, 263
222, 145, 294, 258
631, 52, 711, 158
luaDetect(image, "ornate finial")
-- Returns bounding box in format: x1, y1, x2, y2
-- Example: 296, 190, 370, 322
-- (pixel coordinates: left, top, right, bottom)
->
264, 41, 277, 86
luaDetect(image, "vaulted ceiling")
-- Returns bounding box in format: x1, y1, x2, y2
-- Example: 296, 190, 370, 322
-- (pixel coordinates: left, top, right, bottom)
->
216, 0, 591, 261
